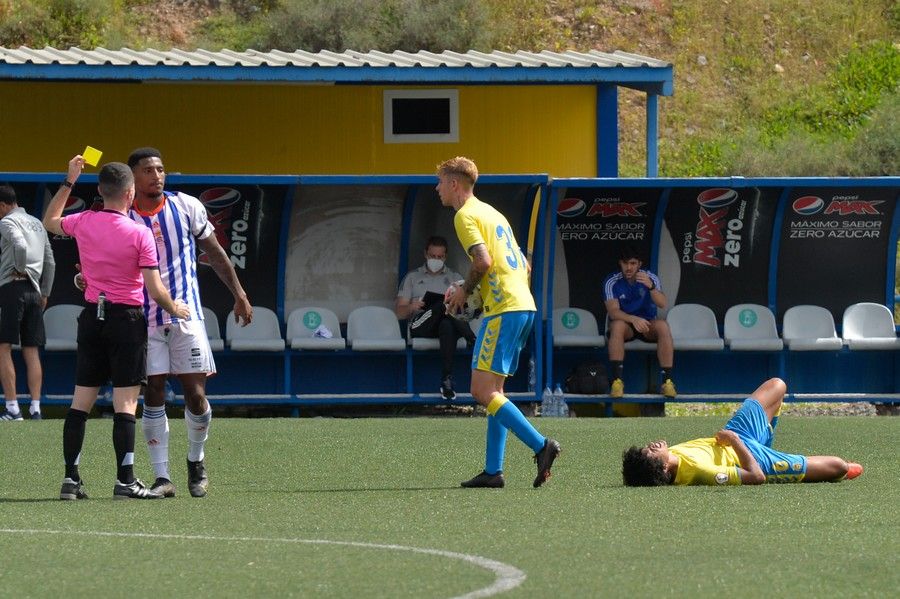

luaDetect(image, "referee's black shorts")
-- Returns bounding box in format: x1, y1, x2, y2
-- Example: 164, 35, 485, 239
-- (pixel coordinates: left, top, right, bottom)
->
75, 303, 148, 387
0, 280, 45, 346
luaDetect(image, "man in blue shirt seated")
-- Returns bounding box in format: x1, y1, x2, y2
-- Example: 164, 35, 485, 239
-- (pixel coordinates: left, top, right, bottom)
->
603, 245, 676, 399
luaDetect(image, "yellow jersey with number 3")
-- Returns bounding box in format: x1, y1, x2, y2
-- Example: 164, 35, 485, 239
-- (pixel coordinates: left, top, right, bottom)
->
454, 197, 536, 316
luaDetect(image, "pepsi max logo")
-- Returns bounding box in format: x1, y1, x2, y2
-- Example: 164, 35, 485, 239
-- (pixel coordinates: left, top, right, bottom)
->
199, 187, 241, 210
696, 188, 738, 209
792, 196, 824, 215
62, 196, 86, 214
557, 198, 585, 218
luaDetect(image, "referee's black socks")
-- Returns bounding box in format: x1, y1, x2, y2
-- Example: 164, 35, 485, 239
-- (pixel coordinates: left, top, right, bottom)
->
63, 409, 89, 481
112, 413, 136, 484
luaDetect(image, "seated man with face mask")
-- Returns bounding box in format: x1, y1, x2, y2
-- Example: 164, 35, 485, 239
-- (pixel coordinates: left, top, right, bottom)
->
396, 235, 476, 401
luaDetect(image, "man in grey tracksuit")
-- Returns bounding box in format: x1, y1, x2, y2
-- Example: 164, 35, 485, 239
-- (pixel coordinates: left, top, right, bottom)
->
0, 184, 55, 420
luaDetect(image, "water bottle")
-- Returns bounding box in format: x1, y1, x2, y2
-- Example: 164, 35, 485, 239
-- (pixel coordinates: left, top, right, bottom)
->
540, 386, 553, 417
553, 383, 567, 418
527, 355, 536, 392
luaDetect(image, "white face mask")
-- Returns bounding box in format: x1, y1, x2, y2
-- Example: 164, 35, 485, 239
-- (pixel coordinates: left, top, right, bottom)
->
426, 258, 445, 273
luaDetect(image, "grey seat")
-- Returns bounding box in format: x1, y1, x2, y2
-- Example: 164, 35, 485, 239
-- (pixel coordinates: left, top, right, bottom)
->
287, 306, 346, 350
43, 304, 82, 351
226, 306, 285, 351
347, 306, 406, 351
841, 302, 900, 350
667, 303, 724, 351
724, 304, 783, 351
553, 308, 606, 348
782, 305, 842, 351
202, 307, 225, 352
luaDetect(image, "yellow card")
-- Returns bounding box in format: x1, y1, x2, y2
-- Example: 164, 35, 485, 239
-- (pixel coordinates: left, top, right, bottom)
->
83, 146, 103, 167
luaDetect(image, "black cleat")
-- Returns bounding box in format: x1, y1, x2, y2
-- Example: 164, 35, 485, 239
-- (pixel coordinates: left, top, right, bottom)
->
187, 459, 209, 497
151, 477, 176, 498
440, 376, 456, 401
461, 471, 505, 488
59, 477, 88, 500
533, 438, 561, 488
114, 478, 161, 499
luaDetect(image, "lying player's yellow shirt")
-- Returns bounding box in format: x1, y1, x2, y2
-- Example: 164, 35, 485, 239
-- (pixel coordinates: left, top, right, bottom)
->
454, 197, 535, 316
670, 438, 742, 486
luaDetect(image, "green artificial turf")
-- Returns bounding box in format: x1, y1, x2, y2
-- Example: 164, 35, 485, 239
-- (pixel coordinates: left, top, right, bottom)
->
0, 416, 896, 598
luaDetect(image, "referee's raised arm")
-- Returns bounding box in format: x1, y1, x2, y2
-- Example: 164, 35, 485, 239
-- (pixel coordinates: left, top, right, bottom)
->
43, 155, 85, 236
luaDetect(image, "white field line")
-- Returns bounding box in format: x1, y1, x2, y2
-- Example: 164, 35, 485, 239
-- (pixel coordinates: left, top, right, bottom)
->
0, 528, 526, 598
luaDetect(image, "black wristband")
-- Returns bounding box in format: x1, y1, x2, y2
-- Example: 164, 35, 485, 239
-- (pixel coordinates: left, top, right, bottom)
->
649, 281, 656, 291
61, 180, 74, 188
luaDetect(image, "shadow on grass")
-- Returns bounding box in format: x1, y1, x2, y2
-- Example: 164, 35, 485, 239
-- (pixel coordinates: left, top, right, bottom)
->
0, 497, 67, 503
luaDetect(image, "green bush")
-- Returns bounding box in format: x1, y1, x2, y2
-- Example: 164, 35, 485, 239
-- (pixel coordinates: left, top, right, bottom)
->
0, 0, 109, 48
259, 0, 494, 52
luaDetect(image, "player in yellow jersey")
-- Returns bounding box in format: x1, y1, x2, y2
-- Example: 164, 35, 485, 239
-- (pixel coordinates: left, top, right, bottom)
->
622, 377, 863, 486
438, 156, 560, 488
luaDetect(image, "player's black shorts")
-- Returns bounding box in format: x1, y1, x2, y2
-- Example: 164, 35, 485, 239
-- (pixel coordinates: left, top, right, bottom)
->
0, 280, 45, 346
607, 320, 652, 343
75, 303, 148, 387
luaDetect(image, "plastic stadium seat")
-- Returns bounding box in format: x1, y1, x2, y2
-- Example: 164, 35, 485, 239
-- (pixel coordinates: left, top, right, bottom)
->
287, 306, 346, 350
226, 306, 285, 351
723, 304, 783, 351
782, 305, 842, 351
552, 307, 606, 348
347, 306, 406, 351
667, 303, 724, 351
43, 304, 82, 351
202, 307, 225, 352
841, 302, 900, 350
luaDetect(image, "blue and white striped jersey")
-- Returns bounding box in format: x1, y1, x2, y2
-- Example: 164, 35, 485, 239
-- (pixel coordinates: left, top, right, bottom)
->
129, 191, 214, 327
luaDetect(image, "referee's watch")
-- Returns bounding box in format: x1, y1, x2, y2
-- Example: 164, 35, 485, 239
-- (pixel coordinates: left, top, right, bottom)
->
61, 180, 74, 188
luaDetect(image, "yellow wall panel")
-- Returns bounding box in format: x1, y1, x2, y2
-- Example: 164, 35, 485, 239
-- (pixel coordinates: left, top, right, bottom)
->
0, 81, 597, 177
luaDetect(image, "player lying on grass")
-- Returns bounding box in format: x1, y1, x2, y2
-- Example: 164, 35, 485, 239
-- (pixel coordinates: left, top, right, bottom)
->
622, 377, 864, 486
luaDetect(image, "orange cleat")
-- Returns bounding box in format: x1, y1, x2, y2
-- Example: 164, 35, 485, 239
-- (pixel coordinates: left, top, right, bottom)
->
845, 462, 864, 480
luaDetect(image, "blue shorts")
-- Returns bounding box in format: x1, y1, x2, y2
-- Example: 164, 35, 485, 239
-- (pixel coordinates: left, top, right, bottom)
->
471, 311, 534, 377
725, 399, 807, 483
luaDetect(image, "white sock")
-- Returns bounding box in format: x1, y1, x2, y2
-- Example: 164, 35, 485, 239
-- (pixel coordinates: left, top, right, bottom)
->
30, 400, 40, 415
186, 407, 211, 463
5, 400, 20, 415
141, 405, 170, 480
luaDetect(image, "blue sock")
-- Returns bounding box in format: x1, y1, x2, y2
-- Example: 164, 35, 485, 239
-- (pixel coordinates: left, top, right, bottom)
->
484, 415, 508, 475
489, 396, 545, 454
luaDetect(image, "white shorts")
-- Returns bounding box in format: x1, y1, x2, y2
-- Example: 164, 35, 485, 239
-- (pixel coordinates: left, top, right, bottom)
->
147, 319, 216, 377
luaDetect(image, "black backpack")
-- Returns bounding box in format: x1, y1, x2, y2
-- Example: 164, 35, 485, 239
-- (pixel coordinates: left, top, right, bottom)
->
564, 361, 609, 395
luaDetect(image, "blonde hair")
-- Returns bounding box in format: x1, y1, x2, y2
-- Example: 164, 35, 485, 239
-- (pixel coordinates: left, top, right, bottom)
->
436, 156, 478, 187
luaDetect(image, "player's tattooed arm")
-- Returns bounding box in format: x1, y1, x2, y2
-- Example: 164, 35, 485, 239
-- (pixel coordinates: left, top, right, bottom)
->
463, 243, 490, 294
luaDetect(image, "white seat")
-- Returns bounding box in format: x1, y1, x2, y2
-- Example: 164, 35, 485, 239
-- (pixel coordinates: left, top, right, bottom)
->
667, 304, 724, 351
347, 306, 406, 351
287, 307, 346, 350
201, 307, 225, 352
782, 305, 842, 351
226, 306, 285, 351
553, 308, 606, 348
43, 304, 82, 351
841, 302, 900, 350
724, 304, 783, 351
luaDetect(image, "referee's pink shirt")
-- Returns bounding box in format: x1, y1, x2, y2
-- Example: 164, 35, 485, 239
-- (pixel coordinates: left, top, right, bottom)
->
61, 209, 158, 306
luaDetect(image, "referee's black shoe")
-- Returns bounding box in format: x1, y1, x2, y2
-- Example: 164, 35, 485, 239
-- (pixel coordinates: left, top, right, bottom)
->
60, 477, 88, 500
187, 459, 209, 497
114, 478, 162, 499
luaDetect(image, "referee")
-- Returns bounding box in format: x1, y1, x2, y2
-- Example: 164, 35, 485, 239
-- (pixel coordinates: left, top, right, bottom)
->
43, 155, 189, 500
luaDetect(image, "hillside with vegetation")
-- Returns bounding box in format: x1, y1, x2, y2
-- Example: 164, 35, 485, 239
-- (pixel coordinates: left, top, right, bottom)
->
0, 0, 897, 177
